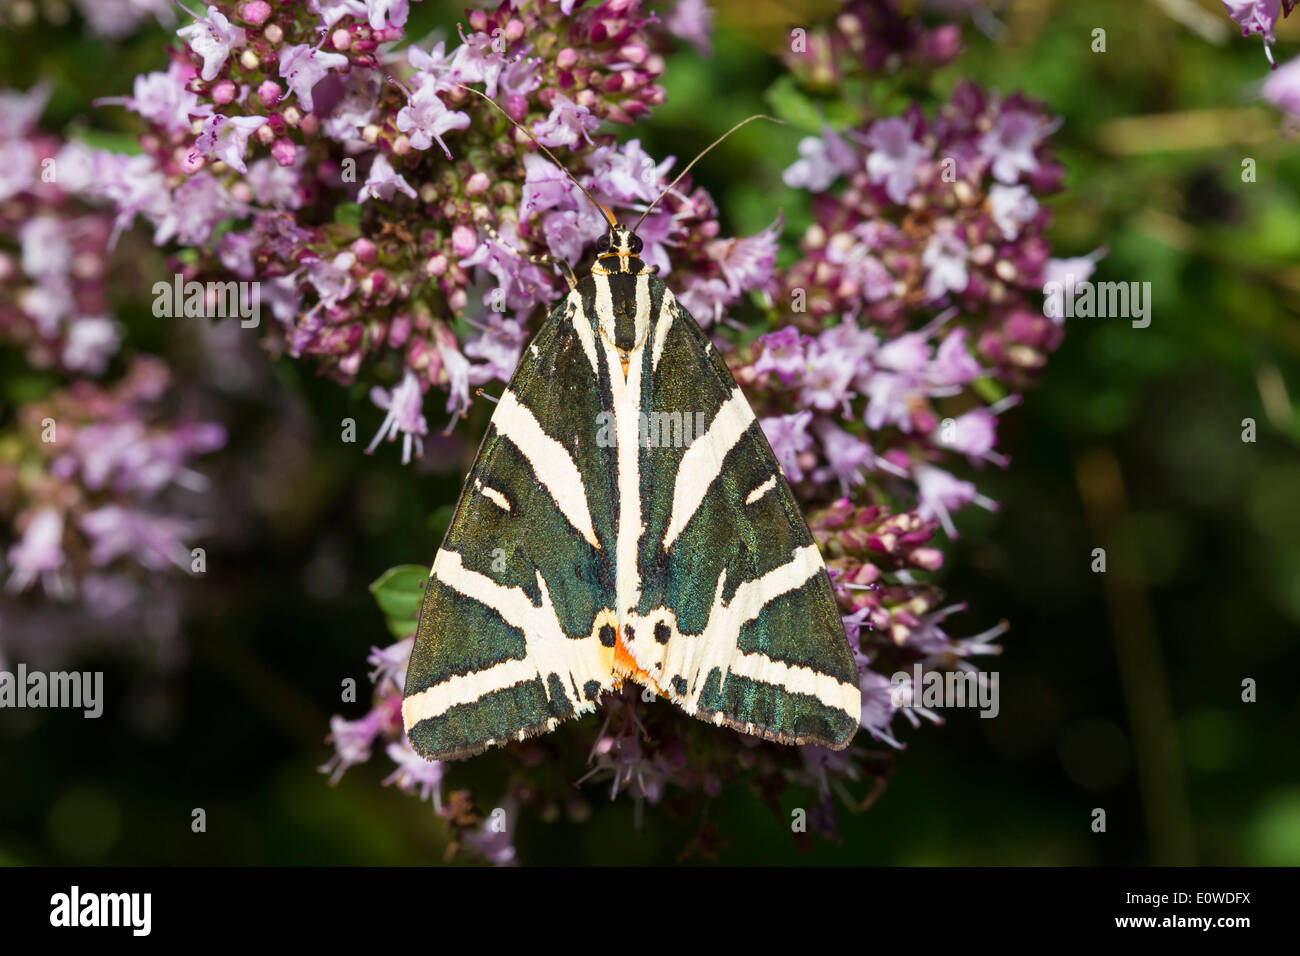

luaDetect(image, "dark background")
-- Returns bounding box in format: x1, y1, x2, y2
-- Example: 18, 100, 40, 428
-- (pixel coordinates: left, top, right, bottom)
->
1, 0, 1297, 865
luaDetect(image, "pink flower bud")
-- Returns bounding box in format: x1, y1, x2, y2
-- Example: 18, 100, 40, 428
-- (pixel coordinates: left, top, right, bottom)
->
352, 237, 377, 264
391, 134, 411, 155
465, 172, 490, 197
240, 1, 271, 26
921, 24, 962, 65
910, 548, 944, 571
332, 28, 352, 51
618, 43, 647, 64
211, 79, 237, 105
256, 80, 282, 107
388, 313, 411, 348
451, 224, 478, 257
338, 351, 361, 380
556, 47, 578, 70
505, 19, 524, 42
504, 95, 528, 122
271, 138, 297, 166
360, 269, 387, 298
408, 338, 433, 371
447, 287, 468, 310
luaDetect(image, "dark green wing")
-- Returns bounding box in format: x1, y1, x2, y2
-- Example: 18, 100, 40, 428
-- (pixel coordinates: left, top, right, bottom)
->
402, 292, 621, 761
619, 279, 861, 749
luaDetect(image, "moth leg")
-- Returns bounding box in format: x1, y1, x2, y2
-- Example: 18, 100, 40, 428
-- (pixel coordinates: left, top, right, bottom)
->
483, 222, 578, 290
532, 253, 579, 290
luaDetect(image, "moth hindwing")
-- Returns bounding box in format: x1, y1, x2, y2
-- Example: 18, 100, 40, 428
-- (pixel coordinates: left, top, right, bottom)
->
402, 224, 861, 761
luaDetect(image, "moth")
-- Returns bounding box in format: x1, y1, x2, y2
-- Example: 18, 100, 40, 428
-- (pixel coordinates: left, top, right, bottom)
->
402, 99, 861, 761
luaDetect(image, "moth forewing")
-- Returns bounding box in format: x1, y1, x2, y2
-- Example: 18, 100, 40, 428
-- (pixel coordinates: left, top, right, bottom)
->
611, 273, 861, 748
401, 294, 620, 762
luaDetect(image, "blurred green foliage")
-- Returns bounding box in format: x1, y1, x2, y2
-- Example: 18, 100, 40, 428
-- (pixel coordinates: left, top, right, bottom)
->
1, 0, 1297, 865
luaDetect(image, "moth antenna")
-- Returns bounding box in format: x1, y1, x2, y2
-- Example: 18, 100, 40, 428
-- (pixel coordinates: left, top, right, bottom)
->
453, 82, 616, 228
631, 114, 784, 234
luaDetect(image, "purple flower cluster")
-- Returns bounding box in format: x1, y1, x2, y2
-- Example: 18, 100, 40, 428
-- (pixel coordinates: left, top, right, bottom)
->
779, 0, 964, 86
727, 79, 1080, 578
0, 86, 227, 660
0, 86, 123, 376
4, 0, 175, 37
777, 84, 1068, 374
89, 0, 775, 458
1, 358, 225, 604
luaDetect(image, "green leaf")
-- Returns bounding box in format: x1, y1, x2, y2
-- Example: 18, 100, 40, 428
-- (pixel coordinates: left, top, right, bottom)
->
971, 375, 1007, 405
334, 202, 362, 228
763, 75, 824, 134
70, 130, 144, 155
369, 564, 427, 638
2, 371, 60, 406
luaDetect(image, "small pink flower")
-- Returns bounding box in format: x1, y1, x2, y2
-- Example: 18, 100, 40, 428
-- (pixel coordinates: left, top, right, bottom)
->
395, 76, 470, 158
1263, 54, 1300, 117
279, 43, 349, 113
6, 508, 66, 593
532, 94, 599, 148
177, 5, 246, 82
192, 114, 267, 174
358, 154, 417, 203
366, 370, 429, 464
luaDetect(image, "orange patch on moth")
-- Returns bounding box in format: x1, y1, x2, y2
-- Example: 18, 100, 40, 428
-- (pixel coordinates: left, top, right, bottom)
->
614, 631, 657, 689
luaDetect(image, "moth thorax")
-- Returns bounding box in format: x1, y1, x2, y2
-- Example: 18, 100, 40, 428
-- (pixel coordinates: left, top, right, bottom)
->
597, 272, 651, 354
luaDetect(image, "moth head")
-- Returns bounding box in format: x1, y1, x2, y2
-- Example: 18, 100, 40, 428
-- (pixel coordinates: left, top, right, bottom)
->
594, 225, 644, 266
593, 225, 653, 356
